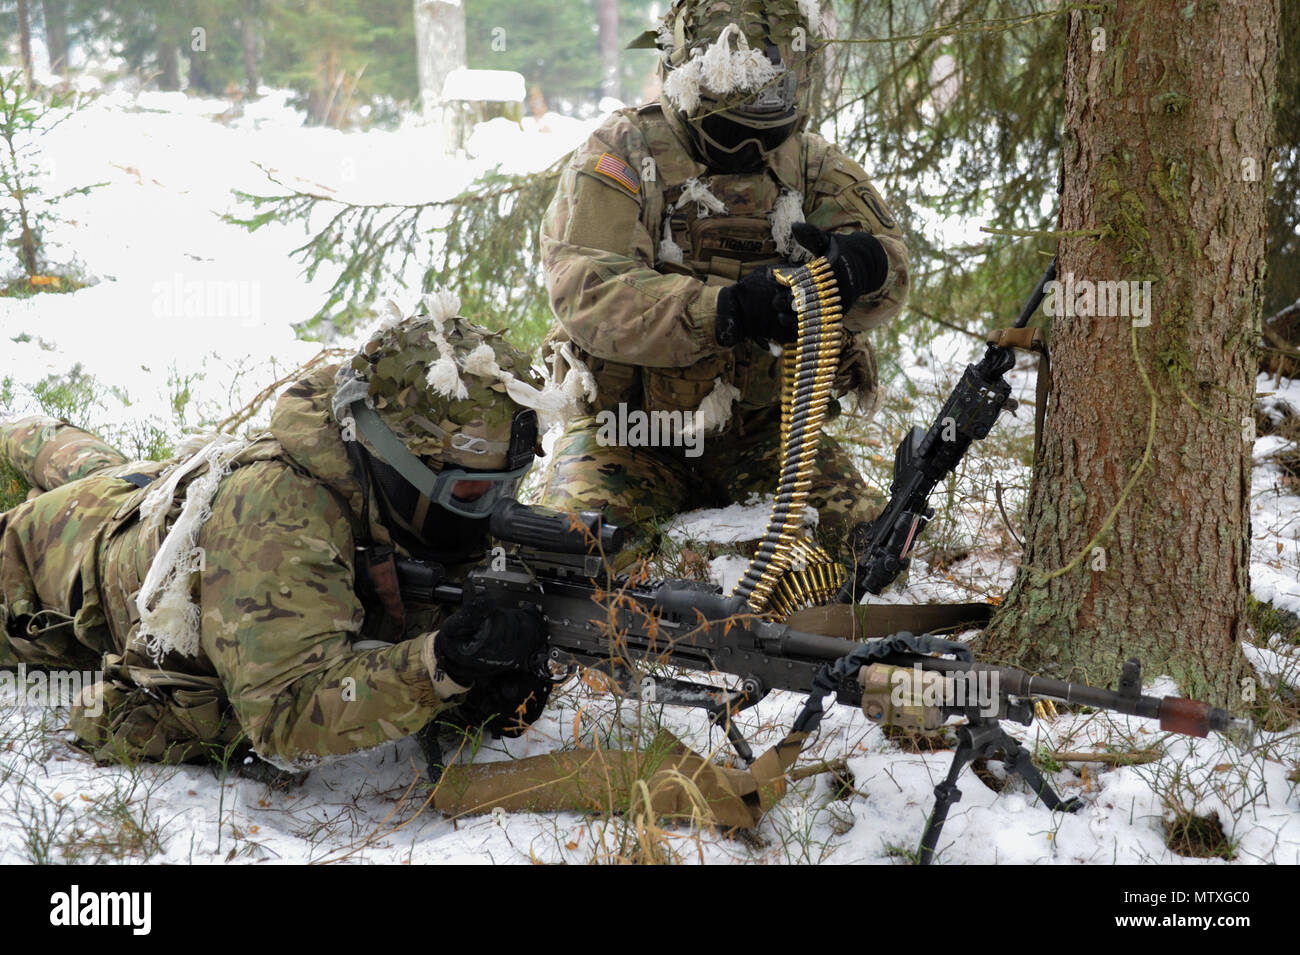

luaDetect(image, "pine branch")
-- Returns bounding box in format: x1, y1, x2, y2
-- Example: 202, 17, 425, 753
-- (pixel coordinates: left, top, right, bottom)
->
224, 160, 564, 343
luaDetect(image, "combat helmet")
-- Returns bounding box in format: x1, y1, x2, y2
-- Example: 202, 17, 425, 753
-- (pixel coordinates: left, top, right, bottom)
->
635, 0, 824, 172
332, 293, 543, 522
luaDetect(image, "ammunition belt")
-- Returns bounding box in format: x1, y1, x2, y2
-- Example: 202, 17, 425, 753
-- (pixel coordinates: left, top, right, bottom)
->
731, 257, 848, 615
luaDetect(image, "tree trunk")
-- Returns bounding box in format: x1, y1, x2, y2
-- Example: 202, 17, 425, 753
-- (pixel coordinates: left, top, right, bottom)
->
597, 0, 619, 102
981, 0, 1279, 705
309, 46, 341, 126
809, 0, 839, 119
413, 0, 466, 123
157, 42, 180, 91
17, 0, 34, 81
19, 211, 39, 278
188, 47, 208, 93
42, 0, 68, 77
240, 2, 260, 97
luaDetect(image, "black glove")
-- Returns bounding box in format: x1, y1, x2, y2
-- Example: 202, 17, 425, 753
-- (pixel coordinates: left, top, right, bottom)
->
789, 222, 889, 311
715, 266, 798, 347
457, 671, 552, 738
433, 598, 548, 687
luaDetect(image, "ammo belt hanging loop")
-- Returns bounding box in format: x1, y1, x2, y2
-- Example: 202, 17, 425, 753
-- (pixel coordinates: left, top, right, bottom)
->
730, 257, 847, 615
985, 326, 1051, 460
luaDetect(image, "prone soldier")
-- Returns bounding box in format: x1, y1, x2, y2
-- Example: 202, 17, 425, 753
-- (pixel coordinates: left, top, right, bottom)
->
0, 305, 554, 770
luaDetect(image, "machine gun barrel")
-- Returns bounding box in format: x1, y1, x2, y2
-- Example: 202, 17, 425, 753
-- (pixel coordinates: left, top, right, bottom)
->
873, 653, 1247, 738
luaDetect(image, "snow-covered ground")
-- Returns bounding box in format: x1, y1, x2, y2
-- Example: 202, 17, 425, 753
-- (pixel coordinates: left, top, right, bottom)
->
1, 88, 1297, 865
0, 81, 600, 439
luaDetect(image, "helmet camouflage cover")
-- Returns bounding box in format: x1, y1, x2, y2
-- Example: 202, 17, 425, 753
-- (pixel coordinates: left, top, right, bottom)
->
648, 0, 825, 166
347, 307, 543, 473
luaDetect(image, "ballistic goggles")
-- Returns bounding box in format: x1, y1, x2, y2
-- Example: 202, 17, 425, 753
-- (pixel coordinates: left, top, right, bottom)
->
347, 399, 537, 518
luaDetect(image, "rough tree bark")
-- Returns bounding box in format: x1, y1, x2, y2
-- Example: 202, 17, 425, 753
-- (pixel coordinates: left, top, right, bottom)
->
981, 0, 1279, 705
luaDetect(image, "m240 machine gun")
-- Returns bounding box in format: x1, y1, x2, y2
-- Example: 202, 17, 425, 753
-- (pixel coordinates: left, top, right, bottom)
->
397, 497, 1246, 864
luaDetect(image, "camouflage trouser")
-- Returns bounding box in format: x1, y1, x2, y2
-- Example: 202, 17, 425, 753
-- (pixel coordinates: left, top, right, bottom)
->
0, 414, 131, 493
538, 408, 883, 561
0, 419, 246, 764
0, 416, 139, 668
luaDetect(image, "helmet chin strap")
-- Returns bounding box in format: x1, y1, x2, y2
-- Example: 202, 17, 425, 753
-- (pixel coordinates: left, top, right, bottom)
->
341, 404, 491, 561
350, 399, 435, 490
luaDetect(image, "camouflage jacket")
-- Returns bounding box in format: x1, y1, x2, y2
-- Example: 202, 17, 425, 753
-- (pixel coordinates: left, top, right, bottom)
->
540, 102, 910, 425
0, 366, 469, 768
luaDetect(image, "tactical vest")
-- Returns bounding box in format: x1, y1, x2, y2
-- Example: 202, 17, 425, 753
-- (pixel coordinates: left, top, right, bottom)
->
587, 104, 804, 427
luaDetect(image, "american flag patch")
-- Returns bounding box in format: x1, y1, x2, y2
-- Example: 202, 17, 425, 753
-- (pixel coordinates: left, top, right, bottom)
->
593, 152, 640, 194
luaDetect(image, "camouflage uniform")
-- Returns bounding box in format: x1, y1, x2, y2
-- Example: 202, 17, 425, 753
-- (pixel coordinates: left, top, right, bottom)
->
538, 4, 909, 550
0, 315, 540, 768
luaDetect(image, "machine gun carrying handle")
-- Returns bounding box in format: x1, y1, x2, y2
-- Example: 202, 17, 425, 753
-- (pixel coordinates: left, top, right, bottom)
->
653, 581, 748, 622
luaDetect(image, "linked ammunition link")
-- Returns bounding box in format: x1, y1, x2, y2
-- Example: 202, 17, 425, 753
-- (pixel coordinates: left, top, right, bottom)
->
731, 258, 848, 614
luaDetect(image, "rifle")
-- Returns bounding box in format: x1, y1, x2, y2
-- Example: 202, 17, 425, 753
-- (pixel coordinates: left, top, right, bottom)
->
838, 258, 1058, 601
398, 497, 1247, 864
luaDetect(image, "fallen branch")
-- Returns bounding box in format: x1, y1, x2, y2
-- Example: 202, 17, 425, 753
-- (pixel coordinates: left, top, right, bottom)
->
1049, 749, 1161, 766
789, 758, 849, 782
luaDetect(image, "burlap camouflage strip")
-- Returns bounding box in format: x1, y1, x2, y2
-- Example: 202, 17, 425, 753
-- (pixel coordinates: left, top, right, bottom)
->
433, 727, 810, 830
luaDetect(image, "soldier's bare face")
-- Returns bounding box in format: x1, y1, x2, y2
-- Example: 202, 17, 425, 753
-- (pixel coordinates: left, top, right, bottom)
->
451, 479, 492, 502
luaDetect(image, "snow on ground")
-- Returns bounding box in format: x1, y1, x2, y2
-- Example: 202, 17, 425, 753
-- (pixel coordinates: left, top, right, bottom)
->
1, 90, 1298, 865
1253, 373, 1300, 616
0, 82, 598, 441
